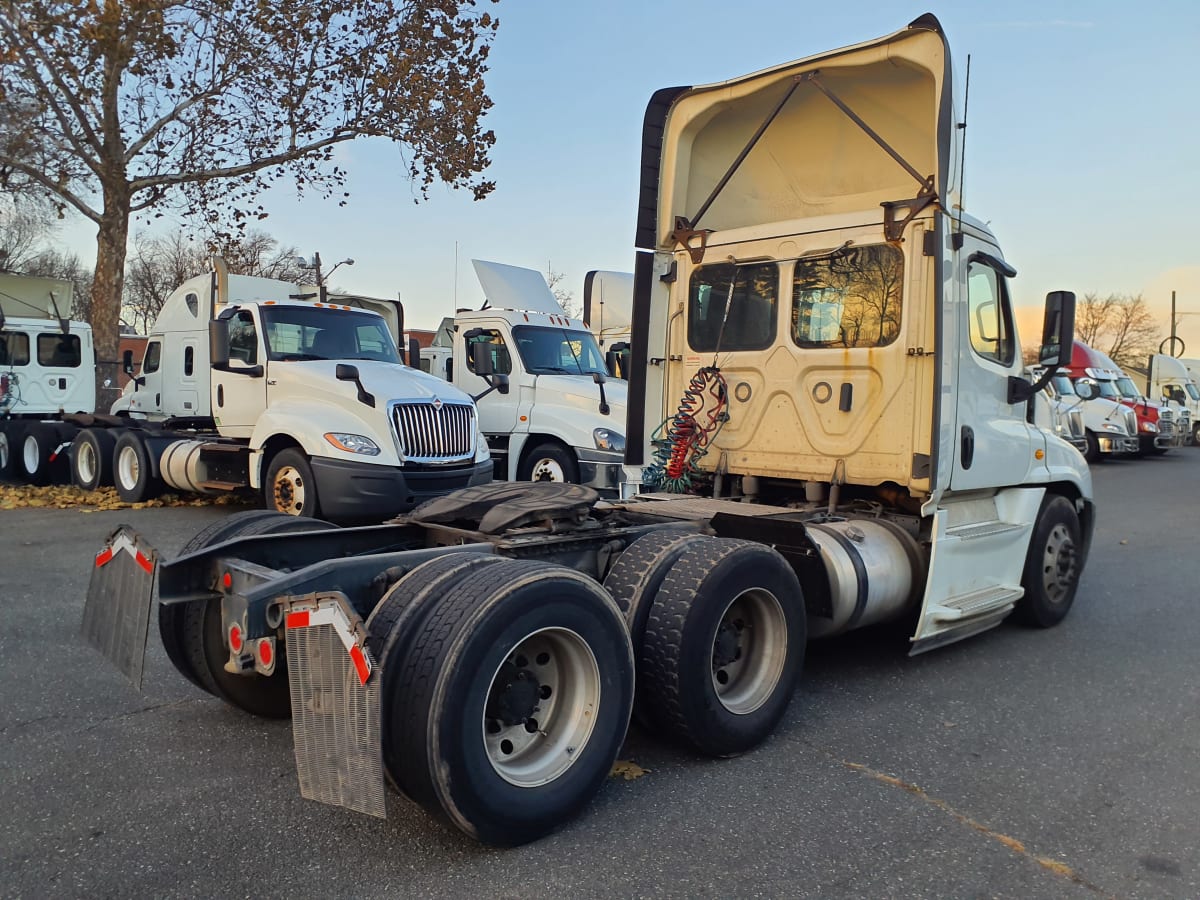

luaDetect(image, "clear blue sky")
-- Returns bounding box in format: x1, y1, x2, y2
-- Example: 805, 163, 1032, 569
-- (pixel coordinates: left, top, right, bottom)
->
60, 1, 1200, 338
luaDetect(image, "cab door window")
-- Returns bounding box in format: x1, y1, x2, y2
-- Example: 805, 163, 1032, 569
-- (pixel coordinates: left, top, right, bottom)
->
142, 340, 162, 374
0, 331, 30, 366
966, 261, 1015, 365
228, 311, 259, 364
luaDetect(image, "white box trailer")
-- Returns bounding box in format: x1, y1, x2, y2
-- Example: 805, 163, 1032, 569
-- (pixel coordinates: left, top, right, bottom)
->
84, 14, 1094, 848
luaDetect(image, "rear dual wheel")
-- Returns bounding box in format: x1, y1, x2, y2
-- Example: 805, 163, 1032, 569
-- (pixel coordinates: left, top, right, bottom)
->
20, 422, 72, 485
367, 556, 634, 846
71, 428, 117, 490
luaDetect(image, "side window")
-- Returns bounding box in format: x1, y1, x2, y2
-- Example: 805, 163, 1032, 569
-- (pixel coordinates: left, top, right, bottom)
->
465, 329, 512, 375
791, 244, 904, 348
966, 261, 1014, 365
688, 262, 777, 352
184, 345, 194, 377
184, 292, 199, 318
37, 333, 82, 367
228, 311, 259, 364
143, 340, 162, 374
0, 331, 31, 366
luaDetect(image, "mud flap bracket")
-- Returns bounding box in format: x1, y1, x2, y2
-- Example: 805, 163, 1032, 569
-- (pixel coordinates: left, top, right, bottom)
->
81, 525, 158, 690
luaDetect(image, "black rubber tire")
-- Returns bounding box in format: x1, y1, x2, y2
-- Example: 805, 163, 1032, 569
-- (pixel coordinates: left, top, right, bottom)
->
517, 441, 580, 484
264, 447, 320, 517
1013, 494, 1082, 628
159, 510, 317, 693
365, 553, 507, 796
639, 539, 806, 758
113, 431, 161, 502
1083, 431, 1102, 464
71, 428, 117, 490
177, 513, 335, 718
602, 530, 717, 727
0, 421, 22, 480
384, 558, 634, 846
19, 422, 71, 485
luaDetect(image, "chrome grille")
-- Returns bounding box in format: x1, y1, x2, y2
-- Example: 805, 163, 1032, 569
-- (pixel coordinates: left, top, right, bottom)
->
1067, 409, 1084, 438
390, 400, 475, 462
1160, 407, 1175, 423
1123, 408, 1137, 435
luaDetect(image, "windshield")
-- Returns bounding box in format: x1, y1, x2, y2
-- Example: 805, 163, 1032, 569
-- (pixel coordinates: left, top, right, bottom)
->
511, 325, 607, 376
1114, 376, 1141, 399
1188, 383, 1200, 402
261, 306, 399, 364
1095, 379, 1120, 400
1051, 375, 1076, 397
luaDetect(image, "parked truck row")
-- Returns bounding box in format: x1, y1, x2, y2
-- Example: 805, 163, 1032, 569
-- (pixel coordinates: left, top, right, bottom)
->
83, 14, 1098, 849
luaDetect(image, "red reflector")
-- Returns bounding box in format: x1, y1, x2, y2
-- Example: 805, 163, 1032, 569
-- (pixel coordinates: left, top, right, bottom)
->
286, 611, 310, 629
229, 625, 243, 653
349, 645, 370, 685
94, 548, 114, 568
222, 571, 232, 589
135, 551, 153, 573
257, 639, 272, 666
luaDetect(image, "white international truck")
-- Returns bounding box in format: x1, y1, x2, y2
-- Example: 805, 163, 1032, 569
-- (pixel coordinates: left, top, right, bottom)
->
420, 260, 626, 494
0, 273, 97, 483
9, 260, 493, 518
84, 14, 1094, 849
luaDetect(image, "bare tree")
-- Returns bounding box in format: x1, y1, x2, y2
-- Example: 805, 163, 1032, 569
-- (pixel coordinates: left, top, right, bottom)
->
0, 1, 499, 397
547, 265, 580, 318
1074, 292, 1162, 368
0, 192, 61, 272
123, 230, 307, 334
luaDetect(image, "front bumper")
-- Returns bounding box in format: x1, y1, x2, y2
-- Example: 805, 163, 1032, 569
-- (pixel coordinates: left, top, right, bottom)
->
576, 448, 624, 497
1098, 434, 1139, 455
309, 456, 493, 522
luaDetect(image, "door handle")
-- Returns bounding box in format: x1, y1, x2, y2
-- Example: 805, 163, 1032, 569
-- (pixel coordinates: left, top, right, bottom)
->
960, 425, 975, 469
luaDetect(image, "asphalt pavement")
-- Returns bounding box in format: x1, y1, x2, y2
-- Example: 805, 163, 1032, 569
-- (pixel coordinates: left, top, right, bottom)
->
1, 454, 1198, 899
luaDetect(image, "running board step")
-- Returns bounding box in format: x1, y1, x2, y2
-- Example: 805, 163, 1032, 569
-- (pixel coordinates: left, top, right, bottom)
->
929, 585, 1023, 622
945, 521, 1026, 541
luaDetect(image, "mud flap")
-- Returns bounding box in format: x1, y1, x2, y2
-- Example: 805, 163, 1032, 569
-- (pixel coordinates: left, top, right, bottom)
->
81, 525, 158, 689
284, 593, 386, 819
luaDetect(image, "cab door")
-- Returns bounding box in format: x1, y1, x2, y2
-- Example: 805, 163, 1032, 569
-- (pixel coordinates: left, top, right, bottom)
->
211, 308, 267, 438
948, 243, 1039, 490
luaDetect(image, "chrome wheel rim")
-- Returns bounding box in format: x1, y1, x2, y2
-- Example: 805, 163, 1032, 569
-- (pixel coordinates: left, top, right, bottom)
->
710, 588, 788, 715
77, 440, 97, 485
483, 626, 600, 787
116, 444, 139, 491
272, 465, 306, 515
1041, 523, 1077, 604
529, 457, 566, 482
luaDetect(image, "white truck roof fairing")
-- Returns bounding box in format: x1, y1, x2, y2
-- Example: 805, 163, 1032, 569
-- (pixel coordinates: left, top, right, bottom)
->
583, 271, 634, 334
472, 260, 565, 317
641, 13, 954, 251
0, 273, 75, 322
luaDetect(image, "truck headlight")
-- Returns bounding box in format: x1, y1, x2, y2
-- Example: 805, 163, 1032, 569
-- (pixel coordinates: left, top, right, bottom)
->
593, 428, 625, 453
1141, 421, 1158, 433
1101, 423, 1121, 432
324, 432, 381, 455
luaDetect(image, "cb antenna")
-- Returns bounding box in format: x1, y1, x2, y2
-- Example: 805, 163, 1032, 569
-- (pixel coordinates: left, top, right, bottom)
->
953, 54, 971, 249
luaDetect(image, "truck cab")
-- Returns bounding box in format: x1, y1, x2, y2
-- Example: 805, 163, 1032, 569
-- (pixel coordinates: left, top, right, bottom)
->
1147, 353, 1199, 444
421, 260, 626, 494
583, 270, 634, 379
1067, 342, 1170, 454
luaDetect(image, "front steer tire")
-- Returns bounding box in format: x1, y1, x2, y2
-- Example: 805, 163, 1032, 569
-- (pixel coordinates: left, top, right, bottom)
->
638, 539, 806, 758
1013, 495, 1082, 628
382, 557, 634, 846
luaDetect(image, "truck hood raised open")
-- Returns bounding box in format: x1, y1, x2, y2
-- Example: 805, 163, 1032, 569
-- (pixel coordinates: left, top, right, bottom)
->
642, 13, 954, 249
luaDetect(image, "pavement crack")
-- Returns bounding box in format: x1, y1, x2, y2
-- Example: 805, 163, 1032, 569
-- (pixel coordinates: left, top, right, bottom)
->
80, 697, 202, 732
803, 741, 1114, 897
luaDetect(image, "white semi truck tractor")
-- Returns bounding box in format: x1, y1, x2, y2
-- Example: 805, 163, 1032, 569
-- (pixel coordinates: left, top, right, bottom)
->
84, 14, 1093, 848
101, 259, 491, 519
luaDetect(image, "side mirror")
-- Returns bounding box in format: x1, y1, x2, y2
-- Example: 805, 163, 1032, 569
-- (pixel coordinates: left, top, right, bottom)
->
1012, 290, 1076, 404
407, 337, 421, 368
335, 363, 360, 382
1173, 388, 1187, 404
1075, 379, 1099, 401
471, 341, 495, 377
122, 349, 135, 376
209, 318, 230, 368
592, 370, 607, 385
1039, 291, 1076, 368
494, 373, 510, 395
